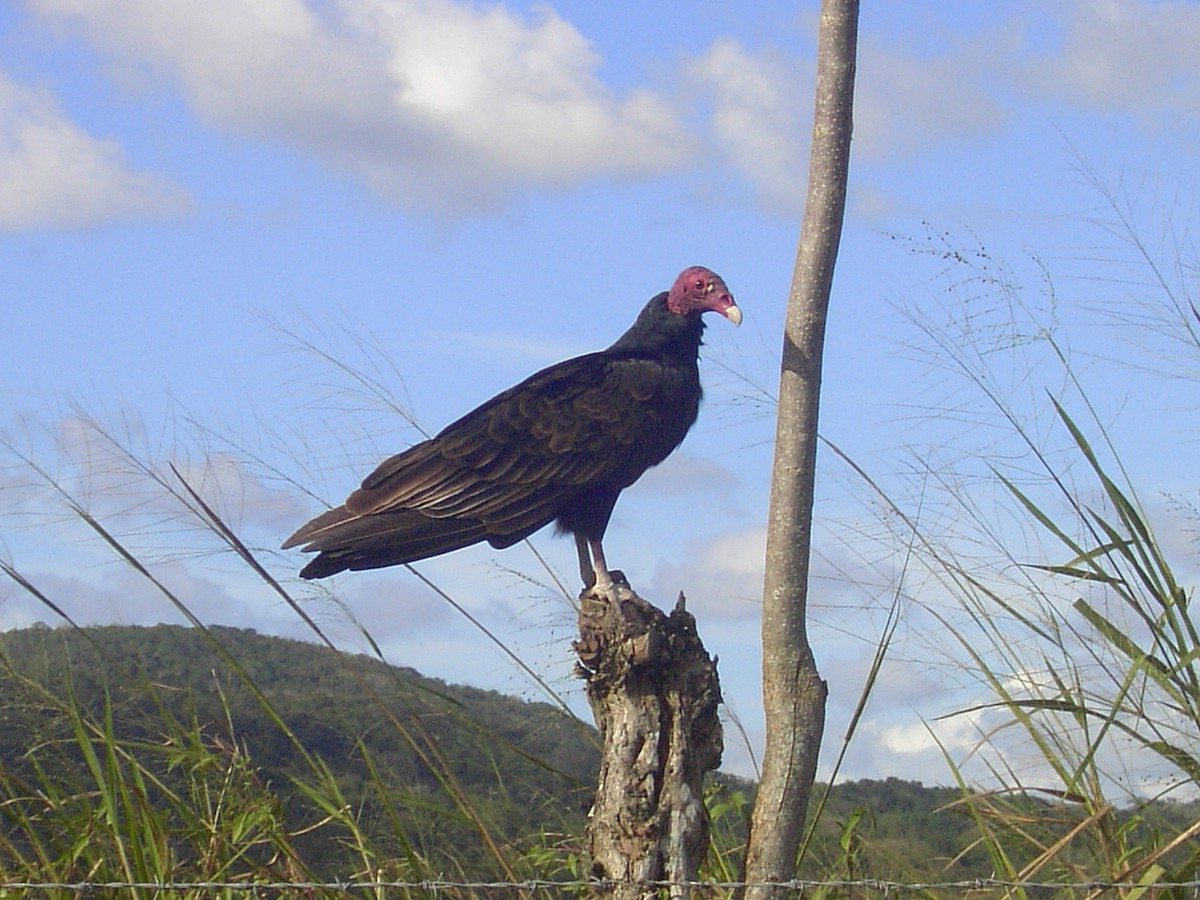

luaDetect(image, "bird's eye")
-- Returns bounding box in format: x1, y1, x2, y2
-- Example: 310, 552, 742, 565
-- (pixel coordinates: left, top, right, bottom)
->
694, 280, 704, 290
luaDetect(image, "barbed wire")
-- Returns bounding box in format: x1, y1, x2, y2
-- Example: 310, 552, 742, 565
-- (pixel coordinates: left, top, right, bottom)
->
2, 878, 1199, 895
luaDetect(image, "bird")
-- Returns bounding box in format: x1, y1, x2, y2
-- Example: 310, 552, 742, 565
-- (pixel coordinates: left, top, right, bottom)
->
283, 266, 741, 594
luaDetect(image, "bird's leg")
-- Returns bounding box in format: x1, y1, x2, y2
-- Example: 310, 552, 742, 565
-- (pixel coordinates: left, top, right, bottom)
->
575, 534, 596, 590
575, 535, 618, 597
588, 537, 615, 596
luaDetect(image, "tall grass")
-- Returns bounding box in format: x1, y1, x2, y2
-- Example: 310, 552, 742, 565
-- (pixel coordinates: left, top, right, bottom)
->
930, 401, 1200, 894
0, 408, 597, 897
883, 186, 1200, 895
0, 654, 320, 898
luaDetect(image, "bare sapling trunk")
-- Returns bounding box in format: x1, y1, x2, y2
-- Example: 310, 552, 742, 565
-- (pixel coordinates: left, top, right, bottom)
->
575, 579, 723, 899
740, 1, 858, 898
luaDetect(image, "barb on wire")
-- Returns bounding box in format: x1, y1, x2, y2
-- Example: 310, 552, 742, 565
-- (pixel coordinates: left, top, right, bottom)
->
4, 877, 1200, 894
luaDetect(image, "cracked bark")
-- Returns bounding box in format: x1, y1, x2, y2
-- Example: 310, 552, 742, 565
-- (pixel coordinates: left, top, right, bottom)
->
575, 579, 723, 900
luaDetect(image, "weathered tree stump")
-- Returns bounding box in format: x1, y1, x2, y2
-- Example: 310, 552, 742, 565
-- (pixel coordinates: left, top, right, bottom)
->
574, 576, 723, 899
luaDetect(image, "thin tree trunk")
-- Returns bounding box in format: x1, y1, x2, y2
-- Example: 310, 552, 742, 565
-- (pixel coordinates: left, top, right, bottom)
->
740, 1, 858, 897
575, 583, 723, 900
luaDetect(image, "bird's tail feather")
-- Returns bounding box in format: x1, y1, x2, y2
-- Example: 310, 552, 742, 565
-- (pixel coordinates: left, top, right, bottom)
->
290, 506, 494, 579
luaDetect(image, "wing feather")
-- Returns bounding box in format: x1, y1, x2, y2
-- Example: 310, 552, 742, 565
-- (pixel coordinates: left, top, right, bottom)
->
285, 348, 701, 576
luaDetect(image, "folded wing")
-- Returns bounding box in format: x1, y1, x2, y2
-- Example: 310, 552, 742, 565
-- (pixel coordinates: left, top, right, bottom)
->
283, 350, 691, 578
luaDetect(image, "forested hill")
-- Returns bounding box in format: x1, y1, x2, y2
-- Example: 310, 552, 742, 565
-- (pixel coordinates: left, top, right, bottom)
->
0, 622, 600, 806
0, 622, 601, 874
3, 624, 1195, 883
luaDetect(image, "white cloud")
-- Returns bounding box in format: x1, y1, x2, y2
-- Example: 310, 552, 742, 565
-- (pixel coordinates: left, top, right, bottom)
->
879, 712, 980, 756
636, 451, 739, 497
854, 36, 1009, 163
852, 1, 1200, 161
348, 0, 684, 186
0, 411, 309, 580
686, 38, 810, 215
677, 3, 1200, 219
651, 526, 765, 620
1027, 0, 1200, 119
682, 29, 1009, 216
24, 0, 1200, 225
172, 451, 309, 530
0, 559, 271, 632
0, 72, 188, 231
30, 0, 686, 214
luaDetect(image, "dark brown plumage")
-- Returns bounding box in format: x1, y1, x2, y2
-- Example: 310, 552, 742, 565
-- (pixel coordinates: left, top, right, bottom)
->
284, 266, 740, 591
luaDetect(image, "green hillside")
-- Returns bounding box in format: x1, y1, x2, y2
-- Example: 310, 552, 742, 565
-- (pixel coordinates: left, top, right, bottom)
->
0, 623, 599, 878
4, 623, 1192, 889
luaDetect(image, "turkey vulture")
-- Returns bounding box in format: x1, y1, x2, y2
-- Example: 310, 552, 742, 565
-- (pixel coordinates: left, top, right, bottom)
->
284, 266, 740, 593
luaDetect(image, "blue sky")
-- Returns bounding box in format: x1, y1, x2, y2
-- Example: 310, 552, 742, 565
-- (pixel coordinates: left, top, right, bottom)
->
3, 0, 1200, 789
